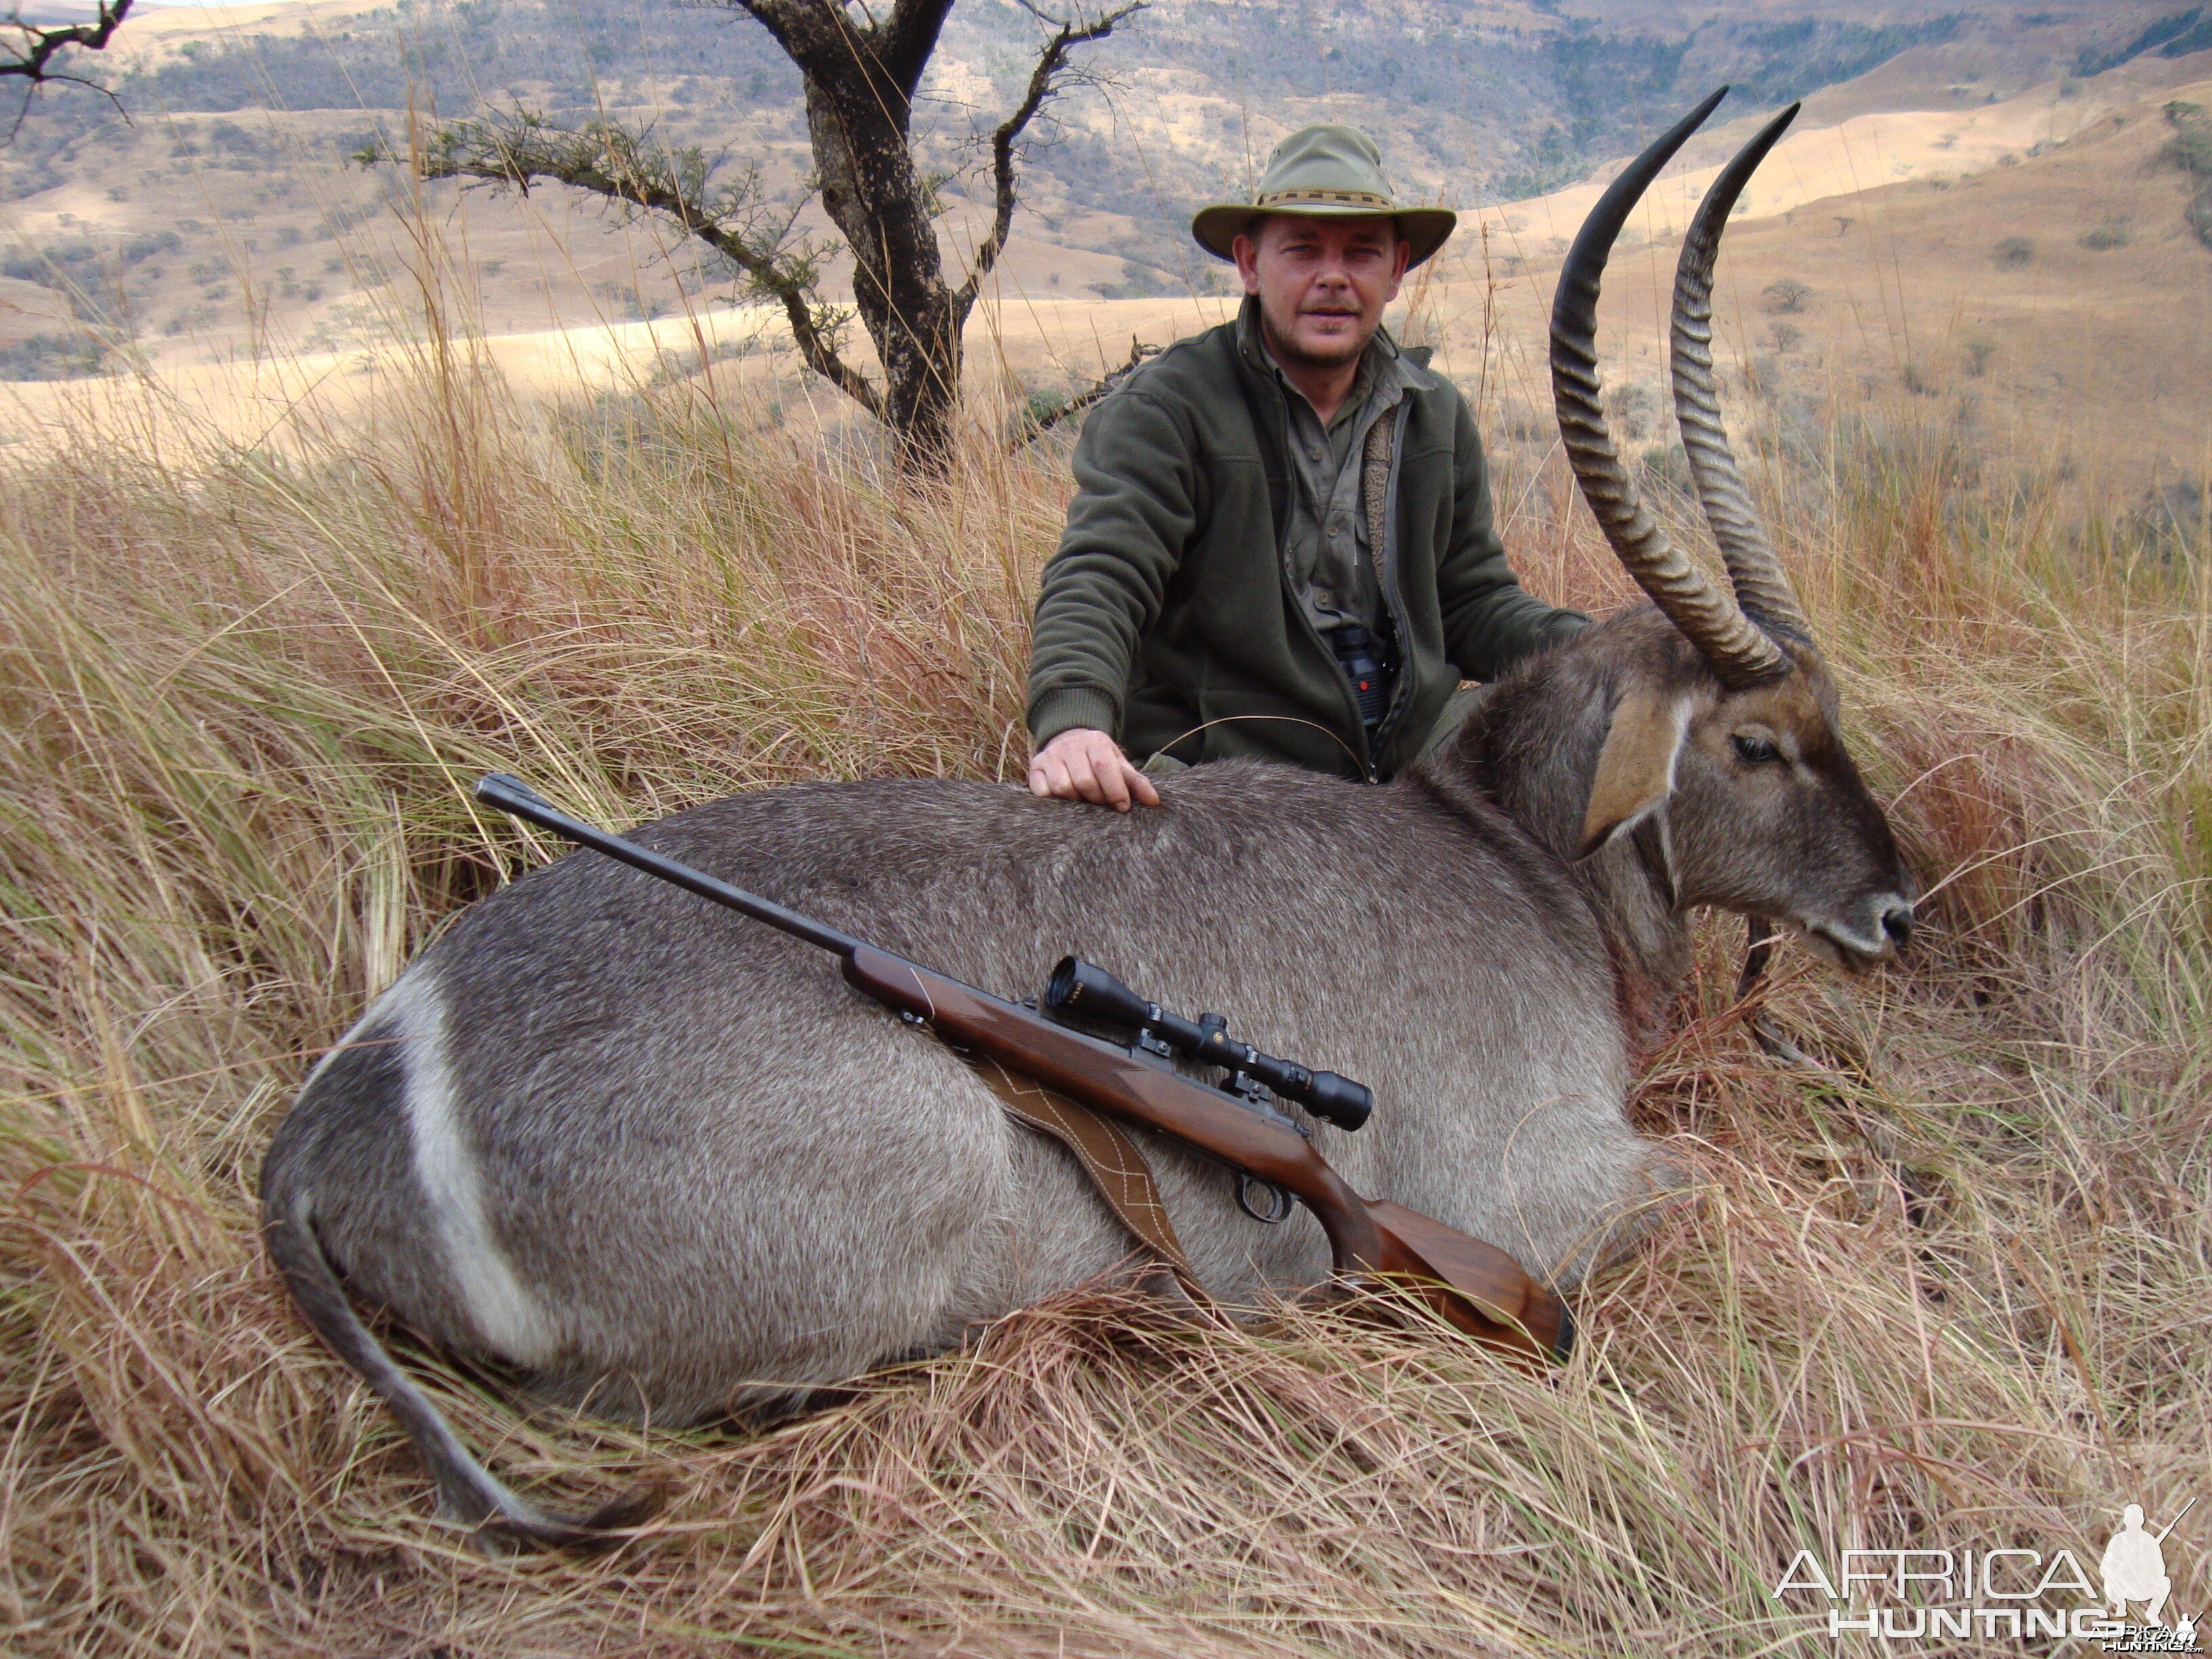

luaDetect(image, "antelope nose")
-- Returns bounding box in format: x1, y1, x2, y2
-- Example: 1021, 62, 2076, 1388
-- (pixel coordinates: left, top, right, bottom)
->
1881, 901, 1915, 949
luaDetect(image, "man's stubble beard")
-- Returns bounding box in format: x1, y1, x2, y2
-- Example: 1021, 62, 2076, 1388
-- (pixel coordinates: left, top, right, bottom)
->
1257, 291, 1375, 373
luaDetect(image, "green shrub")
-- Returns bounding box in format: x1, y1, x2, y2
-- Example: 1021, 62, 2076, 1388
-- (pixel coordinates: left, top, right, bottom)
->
0, 331, 109, 380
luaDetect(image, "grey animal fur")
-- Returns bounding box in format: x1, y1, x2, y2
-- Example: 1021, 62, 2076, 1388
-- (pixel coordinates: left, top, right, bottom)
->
260, 609, 1913, 1540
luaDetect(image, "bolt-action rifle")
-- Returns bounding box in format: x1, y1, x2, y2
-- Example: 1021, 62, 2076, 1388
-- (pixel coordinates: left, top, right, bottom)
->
472, 773, 1574, 1365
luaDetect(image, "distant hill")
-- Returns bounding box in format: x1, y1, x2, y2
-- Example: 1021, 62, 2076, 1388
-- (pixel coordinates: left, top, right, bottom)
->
0, 0, 2209, 493
0, 0, 2195, 292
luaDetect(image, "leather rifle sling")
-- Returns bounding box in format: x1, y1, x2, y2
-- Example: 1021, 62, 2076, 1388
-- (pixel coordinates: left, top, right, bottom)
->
969, 1057, 1210, 1303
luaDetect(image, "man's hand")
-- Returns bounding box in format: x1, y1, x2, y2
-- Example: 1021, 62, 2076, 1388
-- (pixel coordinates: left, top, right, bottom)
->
1027, 728, 1162, 811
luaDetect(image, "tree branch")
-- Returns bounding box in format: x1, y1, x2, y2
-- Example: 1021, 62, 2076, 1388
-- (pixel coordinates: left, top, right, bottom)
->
729, 0, 840, 81
735, 0, 951, 115
1, 0, 134, 82
394, 113, 887, 423
880, 0, 956, 102
957, 1, 1140, 317
1010, 334, 1157, 449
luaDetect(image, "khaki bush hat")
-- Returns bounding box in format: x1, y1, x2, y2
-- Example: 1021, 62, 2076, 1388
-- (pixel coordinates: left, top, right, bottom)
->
1192, 125, 1456, 268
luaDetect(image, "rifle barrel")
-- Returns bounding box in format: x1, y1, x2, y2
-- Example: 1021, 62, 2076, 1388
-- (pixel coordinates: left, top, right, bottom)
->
472, 773, 863, 958
2156, 1495, 2198, 1542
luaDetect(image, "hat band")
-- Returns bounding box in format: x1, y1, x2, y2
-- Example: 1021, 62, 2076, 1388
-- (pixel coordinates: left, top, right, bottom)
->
1252, 187, 1397, 211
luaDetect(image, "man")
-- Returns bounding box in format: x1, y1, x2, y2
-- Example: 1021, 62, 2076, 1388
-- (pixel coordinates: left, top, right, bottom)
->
1025, 124, 1588, 810
2101, 1504, 2175, 1626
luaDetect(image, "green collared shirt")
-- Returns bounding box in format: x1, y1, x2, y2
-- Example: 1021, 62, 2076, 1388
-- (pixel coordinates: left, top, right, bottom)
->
1235, 301, 1427, 637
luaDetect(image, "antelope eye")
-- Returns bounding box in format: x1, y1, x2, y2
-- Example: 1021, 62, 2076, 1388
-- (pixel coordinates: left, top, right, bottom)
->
1732, 733, 1781, 765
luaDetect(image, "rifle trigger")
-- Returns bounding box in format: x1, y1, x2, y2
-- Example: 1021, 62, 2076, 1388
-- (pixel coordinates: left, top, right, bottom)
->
1235, 1172, 1295, 1225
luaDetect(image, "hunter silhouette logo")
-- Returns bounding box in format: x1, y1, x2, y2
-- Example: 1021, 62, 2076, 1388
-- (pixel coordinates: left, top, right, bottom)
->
2104, 1504, 2181, 1623
2099, 1500, 2198, 1654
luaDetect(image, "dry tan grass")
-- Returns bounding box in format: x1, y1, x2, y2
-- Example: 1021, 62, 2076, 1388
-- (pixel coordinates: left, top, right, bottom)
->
2, 325, 2208, 1656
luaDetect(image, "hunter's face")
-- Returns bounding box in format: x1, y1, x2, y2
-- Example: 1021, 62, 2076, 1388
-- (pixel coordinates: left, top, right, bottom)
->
1235, 215, 1409, 371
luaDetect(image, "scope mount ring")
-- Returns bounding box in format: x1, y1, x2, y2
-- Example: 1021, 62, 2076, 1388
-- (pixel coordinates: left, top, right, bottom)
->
1234, 1171, 1295, 1225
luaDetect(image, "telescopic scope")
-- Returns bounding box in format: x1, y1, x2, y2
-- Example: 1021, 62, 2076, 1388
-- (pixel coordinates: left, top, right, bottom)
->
1044, 957, 1373, 1131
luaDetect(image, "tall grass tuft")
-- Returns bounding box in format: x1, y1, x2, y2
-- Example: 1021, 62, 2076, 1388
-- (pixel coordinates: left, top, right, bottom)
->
3, 336, 2207, 1654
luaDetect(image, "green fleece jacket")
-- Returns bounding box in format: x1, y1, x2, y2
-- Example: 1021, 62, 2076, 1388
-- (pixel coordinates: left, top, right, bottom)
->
1027, 304, 1588, 782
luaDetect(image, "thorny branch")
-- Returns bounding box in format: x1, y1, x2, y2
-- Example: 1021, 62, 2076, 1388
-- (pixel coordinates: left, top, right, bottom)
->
2, 0, 135, 136
958, 0, 1143, 315
393, 114, 887, 421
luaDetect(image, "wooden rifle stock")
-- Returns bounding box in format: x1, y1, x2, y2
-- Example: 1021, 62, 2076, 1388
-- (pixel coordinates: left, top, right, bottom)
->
472, 773, 1573, 1368
846, 948, 1572, 1365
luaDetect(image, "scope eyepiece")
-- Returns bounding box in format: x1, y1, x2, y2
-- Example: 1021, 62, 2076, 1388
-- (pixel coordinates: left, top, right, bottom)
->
1043, 956, 1372, 1131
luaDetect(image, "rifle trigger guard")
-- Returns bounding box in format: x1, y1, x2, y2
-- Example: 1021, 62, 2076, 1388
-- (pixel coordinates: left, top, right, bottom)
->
1235, 1172, 1294, 1225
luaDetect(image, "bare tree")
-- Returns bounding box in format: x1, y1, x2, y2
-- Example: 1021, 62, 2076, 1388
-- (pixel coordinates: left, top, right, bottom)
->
398, 0, 1140, 472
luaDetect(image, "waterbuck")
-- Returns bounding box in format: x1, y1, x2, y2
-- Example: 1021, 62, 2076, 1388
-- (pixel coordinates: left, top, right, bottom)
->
261, 91, 1915, 1544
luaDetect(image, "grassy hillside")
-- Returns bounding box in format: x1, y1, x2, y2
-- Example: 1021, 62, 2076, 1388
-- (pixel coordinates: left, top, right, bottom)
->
0, 0, 2205, 371
1, 272, 2208, 1648
0, 2, 2206, 537
1437, 73, 2212, 518
8, 60, 2205, 547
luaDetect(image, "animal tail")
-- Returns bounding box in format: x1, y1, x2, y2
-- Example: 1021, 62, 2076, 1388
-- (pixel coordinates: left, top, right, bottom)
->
261, 1177, 663, 1553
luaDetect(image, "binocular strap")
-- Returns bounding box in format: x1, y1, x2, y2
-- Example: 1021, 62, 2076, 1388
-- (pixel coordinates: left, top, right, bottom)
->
1361, 400, 1394, 565
970, 1057, 1209, 1304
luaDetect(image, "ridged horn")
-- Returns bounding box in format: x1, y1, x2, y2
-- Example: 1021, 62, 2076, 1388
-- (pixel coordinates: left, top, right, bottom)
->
1672, 101, 1811, 639
1549, 85, 1789, 688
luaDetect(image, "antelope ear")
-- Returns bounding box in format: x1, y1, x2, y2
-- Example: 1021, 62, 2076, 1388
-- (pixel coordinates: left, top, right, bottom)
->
1577, 688, 1689, 860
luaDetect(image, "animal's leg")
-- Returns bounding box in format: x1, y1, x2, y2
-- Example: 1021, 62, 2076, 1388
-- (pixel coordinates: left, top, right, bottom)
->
1587, 1143, 1698, 1274
921, 1109, 1183, 1343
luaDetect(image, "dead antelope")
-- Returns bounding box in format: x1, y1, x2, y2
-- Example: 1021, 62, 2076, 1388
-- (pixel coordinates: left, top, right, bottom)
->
262, 89, 1914, 1544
